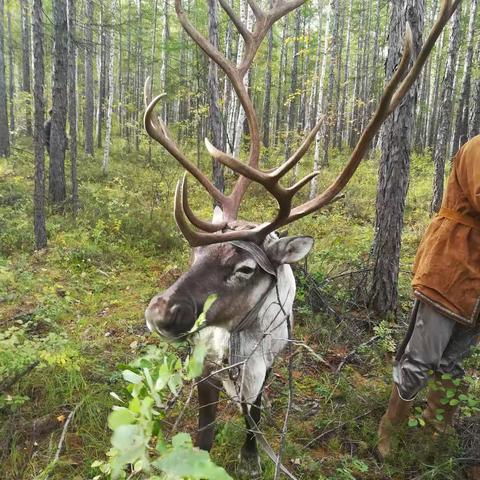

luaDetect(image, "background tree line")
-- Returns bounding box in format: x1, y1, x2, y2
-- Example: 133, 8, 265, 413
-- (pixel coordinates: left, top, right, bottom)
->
0, 0, 479, 316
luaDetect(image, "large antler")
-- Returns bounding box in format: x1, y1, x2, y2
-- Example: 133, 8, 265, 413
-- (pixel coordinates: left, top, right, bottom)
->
145, 0, 460, 247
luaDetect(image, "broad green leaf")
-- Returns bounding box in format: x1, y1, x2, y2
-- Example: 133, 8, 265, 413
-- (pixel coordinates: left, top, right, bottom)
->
122, 369, 143, 384
153, 445, 232, 480
408, 418, 418, 427
171, 432, 192, 448
108, 407, 137, 430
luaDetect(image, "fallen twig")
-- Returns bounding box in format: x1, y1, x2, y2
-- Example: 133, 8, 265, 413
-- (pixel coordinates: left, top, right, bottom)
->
334, 335, 379, 374
305, 409, 375, 448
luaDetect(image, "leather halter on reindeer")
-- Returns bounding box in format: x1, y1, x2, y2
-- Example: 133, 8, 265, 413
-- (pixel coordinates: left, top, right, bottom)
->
143, 1, 457, 477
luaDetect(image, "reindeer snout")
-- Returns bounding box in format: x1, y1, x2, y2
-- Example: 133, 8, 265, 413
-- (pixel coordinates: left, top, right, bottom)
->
145, 295, 197, 338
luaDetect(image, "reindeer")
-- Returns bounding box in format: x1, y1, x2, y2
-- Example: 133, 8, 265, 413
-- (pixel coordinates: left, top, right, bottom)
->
143, 1, 457, 477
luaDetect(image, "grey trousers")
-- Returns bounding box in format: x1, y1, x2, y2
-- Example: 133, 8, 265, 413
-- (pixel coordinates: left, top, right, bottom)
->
393, 300, 480, 401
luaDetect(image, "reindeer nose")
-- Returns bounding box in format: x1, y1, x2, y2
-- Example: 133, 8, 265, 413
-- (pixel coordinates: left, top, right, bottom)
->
145, 295, 196, 337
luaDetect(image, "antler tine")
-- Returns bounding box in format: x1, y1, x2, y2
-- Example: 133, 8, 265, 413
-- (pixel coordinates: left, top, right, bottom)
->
175, 0, 261, 174
253, 19, 415, 237
179, 175, 226, 233
144, 77, 227, 210
175, 176, 264, 246
271, 116, 325, 180
218, 0, 252, 45
270, 0, 462, 230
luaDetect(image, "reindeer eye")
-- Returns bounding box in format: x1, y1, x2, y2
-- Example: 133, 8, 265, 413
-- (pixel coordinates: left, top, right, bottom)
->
236, 266, 255, 275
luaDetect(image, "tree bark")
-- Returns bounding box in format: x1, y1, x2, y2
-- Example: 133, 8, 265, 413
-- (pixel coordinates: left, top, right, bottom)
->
284, 6, 302, 163
322, 0, 340, 167
310, 1, 331, 199
96, 0, 106, 149
32, 0, 47, 248
7, 9, 14, 132
84, 0, 94, 155
469, 41, 480, 139
102, 27, 115, 176
0, 0, 9, 157
160, 0, 169, 122
369, 0, 425, 315
20, 0, 32, 134
262, 14, 274, 150
451, 0, 477, 153
336, 0, 353, 149
430, 6, 461, 214
49, 0, 68, 204
68, 0, 78, 216
207, 0, 224, 194
273, 16, 289, 146
426, 28, 444, 150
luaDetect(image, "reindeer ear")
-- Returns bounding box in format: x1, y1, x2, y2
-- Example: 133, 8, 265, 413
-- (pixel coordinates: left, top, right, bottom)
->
266, 236, 314, 265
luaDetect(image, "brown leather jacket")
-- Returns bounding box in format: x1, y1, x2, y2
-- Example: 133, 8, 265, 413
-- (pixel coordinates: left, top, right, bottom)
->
413, 135, 480, 326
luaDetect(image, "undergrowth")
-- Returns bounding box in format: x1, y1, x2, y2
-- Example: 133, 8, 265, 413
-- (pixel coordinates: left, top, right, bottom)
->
1, 138, 478, 479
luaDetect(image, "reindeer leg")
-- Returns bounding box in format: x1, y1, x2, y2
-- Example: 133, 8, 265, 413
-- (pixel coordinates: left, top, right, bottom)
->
238, 368, 271, 480
196, 373, 222, 451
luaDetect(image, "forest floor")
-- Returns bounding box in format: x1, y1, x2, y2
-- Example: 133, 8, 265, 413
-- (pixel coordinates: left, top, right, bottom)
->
1, 138, 479, 480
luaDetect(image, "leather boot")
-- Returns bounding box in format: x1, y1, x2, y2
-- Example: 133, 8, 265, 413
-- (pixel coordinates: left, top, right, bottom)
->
377, 384, 413, 459
422, 374, 467, 433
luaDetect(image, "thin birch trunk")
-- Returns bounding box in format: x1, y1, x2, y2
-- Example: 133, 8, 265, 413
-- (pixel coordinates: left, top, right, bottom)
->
102, 28, 115, 176
84, 0, 94, 155
310, 2, 331, 199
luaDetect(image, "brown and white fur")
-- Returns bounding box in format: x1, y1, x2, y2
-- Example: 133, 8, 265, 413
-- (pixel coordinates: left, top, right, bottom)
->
145, 221, 313, 478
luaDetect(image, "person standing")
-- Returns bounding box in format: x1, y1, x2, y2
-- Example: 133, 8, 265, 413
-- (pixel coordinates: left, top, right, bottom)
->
378, 135, 480, 459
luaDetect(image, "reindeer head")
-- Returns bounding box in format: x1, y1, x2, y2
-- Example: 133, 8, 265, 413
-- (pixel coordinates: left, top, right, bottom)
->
143, 0, 459, 339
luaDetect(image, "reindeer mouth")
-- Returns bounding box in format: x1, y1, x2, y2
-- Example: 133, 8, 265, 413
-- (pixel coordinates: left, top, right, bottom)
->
145, 298, 198, 341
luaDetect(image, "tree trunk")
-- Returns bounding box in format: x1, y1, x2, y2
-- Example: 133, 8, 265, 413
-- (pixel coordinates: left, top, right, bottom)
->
310, 1, 331, 199
96, 0, 106, 149
102, 27, 115, 176
125, 0, 132, 146
84, 0, 94, 155
305, 3, 324, 133
430, 6, 461, 213
451, 0, 477, 153
284, 6, 302, 163
273, 16, 289, 146
68, 0, 78, 216
207, 0, 224, 194
32, 0, 47, 248
7, 9, 14, 132
262, 16, 274, 150
348, 4, 365, 148
469, 41, 480, 139
20, 0, 32, 134
426, 28, 444, 150
0, 0, 9, 157
369, 0, 425, 315
233, 1, 252, 158
160, 0, 169, 122
49, 0, 68, 204
336, 0, 353, 149
322, 0, 340, 168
